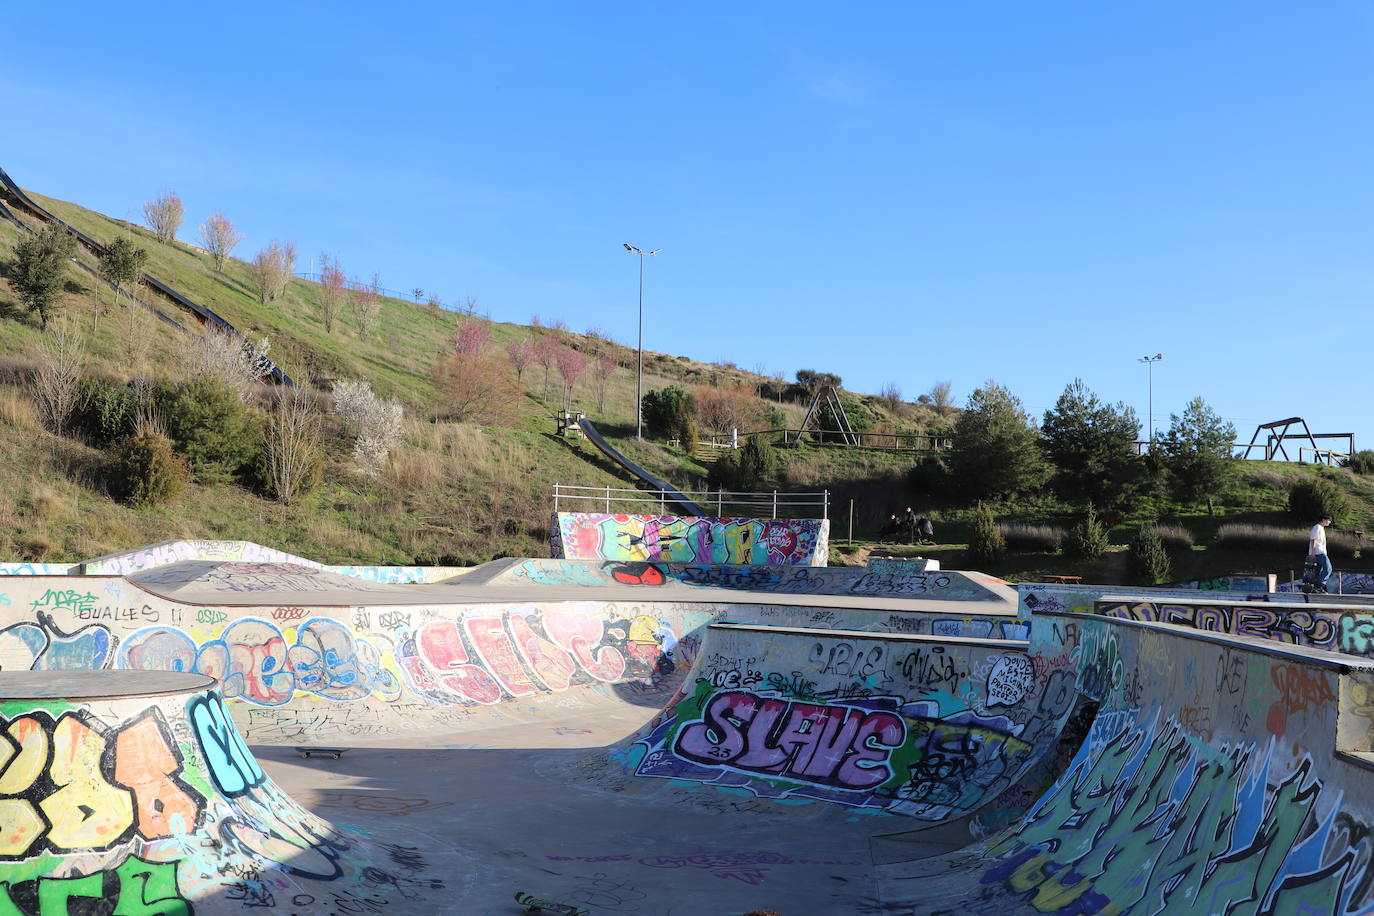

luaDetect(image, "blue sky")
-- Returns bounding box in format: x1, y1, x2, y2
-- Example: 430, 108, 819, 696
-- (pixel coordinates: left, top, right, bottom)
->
5, 3, 1372, 454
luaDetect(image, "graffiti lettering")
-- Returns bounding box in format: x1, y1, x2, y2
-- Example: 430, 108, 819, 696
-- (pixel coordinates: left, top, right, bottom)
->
673, 690, 905, 790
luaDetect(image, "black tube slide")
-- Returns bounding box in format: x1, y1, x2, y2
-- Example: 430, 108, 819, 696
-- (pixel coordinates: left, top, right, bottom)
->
576, 418, 707, 516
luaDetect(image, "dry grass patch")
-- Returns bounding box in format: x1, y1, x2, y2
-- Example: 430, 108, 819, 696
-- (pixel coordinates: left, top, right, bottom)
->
0, 386, 39, 430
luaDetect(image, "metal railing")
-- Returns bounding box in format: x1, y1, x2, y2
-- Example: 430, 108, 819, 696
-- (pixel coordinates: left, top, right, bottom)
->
698, 429, 951, 451
552, 484, 829, 519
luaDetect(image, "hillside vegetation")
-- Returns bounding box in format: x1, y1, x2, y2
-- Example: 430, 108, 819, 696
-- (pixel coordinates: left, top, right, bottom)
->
2, 180, 1372, 584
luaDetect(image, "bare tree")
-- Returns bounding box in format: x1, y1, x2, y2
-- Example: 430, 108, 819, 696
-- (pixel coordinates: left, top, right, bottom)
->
880, 382, 903, 413
595, 351, 616, 413
930, 380, 955, 417
460, 295, 478, 316
332, 379, 403, 474
432, 353, 519, 425
199, 213, 243, 271
771, 369, 787, 403
532, 336, 558, 399
262, 387, 322, 503
506, 338, 534, 385
185, 325, 271, 401
250, 241, 297, 303
426, 293, 443, 326
350, 274, 382, 338
31, 319, 85, 434
555, 345, 587, 409
317, 254, 347, 334
116, 299, 154, 382
143, 192, 184, 244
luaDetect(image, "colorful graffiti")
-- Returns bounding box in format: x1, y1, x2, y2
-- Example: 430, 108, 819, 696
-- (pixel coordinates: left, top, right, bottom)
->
980, 712, 1371, 915
551, 513, 830, 566
57, 604, 695, 710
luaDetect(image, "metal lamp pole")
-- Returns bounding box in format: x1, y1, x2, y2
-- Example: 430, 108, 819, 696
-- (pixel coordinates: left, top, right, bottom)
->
624, 243, 661, 439
1138, 353, 1163, 453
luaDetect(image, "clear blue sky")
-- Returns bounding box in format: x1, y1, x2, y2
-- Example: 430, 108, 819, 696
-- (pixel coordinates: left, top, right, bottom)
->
5, 3, 1372, 454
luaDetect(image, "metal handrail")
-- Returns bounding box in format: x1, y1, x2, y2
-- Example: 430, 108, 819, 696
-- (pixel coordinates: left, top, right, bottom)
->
553, 483, 829, 519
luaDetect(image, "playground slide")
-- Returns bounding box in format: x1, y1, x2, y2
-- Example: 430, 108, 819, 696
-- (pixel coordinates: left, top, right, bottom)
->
0, 166, 294, 385
576, 417, 708, 515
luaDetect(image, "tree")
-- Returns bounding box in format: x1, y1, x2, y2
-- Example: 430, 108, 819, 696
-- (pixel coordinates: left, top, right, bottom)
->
1041, 379, 1143, 509
199, 214, 243, 272
880, 382, 903, 413
154, 375, 257, 482
10, 220, 77, 328
555, 345, 586, 409
1127, 521, 1172, 585
532, 336, 558, 398
595, 351, 617, 413
259, 387, 323, 504
332, 379, 404, 473
412, 287, 424, 302
451, 320, 489, 356
30, 319, 84, 434
949, 380, 1050, 498
318, 255, 346, 334
506, 338, 535, 385
709, 436, 780, 492
693, 384, 767, 435
351, 274, 382, 338
642, 386, 698, 453
1158, 396, 1237, 511
143, 192, 184, 244
968, 502, 1007, 566
929, 380, 955, 417
426, 293, 443, 325
183, 325, 271, 401
1289, 478, 1355, 526
431, 353, 519, 426
1063, 503, 1110, 561
250, 241, 297, 304
96, 236, 148, 311
795, 369, 842, 396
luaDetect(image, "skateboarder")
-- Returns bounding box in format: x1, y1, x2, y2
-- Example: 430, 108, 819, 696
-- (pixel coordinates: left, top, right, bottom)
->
1307, 513, 1333, 594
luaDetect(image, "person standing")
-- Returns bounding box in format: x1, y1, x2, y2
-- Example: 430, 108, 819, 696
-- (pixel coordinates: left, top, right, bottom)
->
1308, 514, 1333, 594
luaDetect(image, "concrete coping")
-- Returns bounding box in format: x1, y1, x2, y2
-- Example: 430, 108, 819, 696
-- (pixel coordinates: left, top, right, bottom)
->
0, 671, 217, 700
1095, 594, 1374, 612
709, 621, 1029, 650
1043, 609, 1374, 673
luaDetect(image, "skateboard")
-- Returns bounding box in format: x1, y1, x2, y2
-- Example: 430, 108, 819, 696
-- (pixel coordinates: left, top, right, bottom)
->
296, 747, 347, 759
514, 891, 587, 915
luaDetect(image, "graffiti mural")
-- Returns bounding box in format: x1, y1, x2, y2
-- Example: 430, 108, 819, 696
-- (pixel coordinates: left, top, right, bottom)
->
1096, 599, 1374, 660
551, 513, 830, 566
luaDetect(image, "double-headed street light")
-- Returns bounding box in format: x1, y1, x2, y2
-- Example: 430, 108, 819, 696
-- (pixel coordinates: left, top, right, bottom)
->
624, 243, 662, 439
1138, 353, 1163, 453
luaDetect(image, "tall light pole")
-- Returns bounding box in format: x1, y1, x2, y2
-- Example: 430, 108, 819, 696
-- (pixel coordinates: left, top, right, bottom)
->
1138, 353, 1163, 453
624, 243, 662, 439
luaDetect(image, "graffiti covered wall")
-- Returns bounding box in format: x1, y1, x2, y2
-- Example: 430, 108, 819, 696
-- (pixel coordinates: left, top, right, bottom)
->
551, 513, 830, 566
0, 576, 713, 744
626, 625, 1072, 825
0, 680, 446, 913
891, 613, 1374, 915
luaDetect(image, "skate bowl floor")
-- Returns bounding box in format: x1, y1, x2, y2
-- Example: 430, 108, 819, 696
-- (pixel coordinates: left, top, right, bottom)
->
6, 556, 1374, 914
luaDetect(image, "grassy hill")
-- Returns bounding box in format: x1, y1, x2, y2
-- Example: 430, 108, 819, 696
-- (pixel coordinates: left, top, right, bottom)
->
2, 180, 1371, 582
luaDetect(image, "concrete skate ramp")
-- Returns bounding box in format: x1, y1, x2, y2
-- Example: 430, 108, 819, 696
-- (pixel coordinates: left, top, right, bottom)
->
876, 612, 1374, 914
0, 670, 449, 914
0, 562, 1073, 913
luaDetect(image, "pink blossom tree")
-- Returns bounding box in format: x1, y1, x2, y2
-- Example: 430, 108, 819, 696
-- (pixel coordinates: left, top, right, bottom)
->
506, 338, 535, 385
451, 319, 489, 356
555, 345, 587, 410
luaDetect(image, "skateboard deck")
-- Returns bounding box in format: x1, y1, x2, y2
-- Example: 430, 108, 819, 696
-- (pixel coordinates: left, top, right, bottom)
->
514, 891, 587, 915
296, 747, 347, 759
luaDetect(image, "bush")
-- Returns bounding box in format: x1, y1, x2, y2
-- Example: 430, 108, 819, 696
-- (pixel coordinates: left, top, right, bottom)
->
709, 437, 780, 492
70, 377, 137, 447
1063, 505, 1109, 560
1288, 477, 1355, 526
1213, 523, 1304, 553
109, 432, 188, 505
1346, 450, 1374, 475
1127, 521, 1171, 585
641, 386, 697, 454
908, 455, 950, 494
968, 502, 1006, 566
154, 375, 257, 481
1151, 523, 1195, 553
998, 523, 1063, 552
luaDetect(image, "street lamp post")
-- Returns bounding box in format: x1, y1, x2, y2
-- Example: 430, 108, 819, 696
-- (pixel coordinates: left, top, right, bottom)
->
1138, 353, 1163, 453
624, 243, 662, 439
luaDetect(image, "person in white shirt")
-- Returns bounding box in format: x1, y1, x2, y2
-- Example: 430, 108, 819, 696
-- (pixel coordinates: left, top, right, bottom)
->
1308, 514, 1333, 593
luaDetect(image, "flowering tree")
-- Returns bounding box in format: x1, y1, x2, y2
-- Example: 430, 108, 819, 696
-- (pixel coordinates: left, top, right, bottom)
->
451, 320, 490, 356
506, 338, 535, 385
555, 345, 587, 409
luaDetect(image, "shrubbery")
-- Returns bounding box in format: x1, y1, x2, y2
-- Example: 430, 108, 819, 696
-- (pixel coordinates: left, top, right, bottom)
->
1288, 477, 1354, 526
154, 375, 258, 481
642, 386, 697, 454
709, 437, 779, 492
70, 377, 137, 447
998, 523, 1062, 552
1346, 451, 1374, 475
968, 502, 1006, 565
1127, 521, 1171, 585
109, 432, 188, 505
1063, 505, 1109, 560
